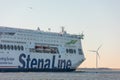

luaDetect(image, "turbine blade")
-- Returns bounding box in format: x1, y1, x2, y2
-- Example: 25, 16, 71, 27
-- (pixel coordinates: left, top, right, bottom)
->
97, 45, 102, 51
88, 50, 96, 52
96, 52, 100, 59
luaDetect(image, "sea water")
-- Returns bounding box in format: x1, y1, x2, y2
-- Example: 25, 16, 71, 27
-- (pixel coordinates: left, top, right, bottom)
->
0, 69, 120, 80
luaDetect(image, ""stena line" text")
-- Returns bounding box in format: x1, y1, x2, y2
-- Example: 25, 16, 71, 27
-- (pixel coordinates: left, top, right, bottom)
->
18, 53, 72, 69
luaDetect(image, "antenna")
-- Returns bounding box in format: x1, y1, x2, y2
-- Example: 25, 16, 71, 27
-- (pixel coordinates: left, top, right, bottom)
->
61, 26, 65, 33
48, 28, 51, 31
88, 45, 102, 68
80, 31, 84, 39
37, 27, 40, 31
60, 26, 67, 34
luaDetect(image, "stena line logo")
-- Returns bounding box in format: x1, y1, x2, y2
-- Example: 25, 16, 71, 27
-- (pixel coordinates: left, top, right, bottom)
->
18, 53, 72, 69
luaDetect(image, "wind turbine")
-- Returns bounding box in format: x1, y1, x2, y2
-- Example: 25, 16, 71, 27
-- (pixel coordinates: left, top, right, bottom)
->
88, 45, 102, 68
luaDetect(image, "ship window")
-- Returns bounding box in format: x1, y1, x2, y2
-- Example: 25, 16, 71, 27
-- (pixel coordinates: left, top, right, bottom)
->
66, 49, 69, 53
74, 49, 76, 53
14, 45, 17, 50
5, 32, 15, 35
4, 45, 6, 50
78, 49, 83, 55
18, 46, 20, 50
0, 44, 3, 49
21, 46, 24, 50
30, 45, 58, 54
11, 45, 13, 50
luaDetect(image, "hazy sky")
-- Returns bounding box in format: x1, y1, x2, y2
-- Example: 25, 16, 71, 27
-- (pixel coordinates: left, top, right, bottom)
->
0, 0, 120, 68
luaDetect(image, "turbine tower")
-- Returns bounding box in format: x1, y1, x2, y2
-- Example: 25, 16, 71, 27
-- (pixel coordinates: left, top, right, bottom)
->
89, 45, 102, 68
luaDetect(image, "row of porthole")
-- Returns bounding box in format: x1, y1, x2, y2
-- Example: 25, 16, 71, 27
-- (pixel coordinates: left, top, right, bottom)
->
66, 49, 76, 54
3, 37, 62, 43
0, 44, 24, 51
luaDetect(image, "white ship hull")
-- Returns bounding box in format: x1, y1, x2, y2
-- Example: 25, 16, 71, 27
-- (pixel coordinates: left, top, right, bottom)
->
0, 26, 85, 72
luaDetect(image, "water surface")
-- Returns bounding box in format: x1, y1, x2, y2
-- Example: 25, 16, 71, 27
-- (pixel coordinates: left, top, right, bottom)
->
0, 69, 120, 80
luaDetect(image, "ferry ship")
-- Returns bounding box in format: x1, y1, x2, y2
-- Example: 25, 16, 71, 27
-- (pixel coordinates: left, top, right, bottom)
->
0, 26, 85, 72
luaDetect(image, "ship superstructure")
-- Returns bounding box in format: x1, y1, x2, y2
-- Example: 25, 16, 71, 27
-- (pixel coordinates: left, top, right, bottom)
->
0, 26, 85, 72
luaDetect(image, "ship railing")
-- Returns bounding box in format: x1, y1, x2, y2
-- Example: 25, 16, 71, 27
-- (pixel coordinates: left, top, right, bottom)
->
69, 34, 84, 39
